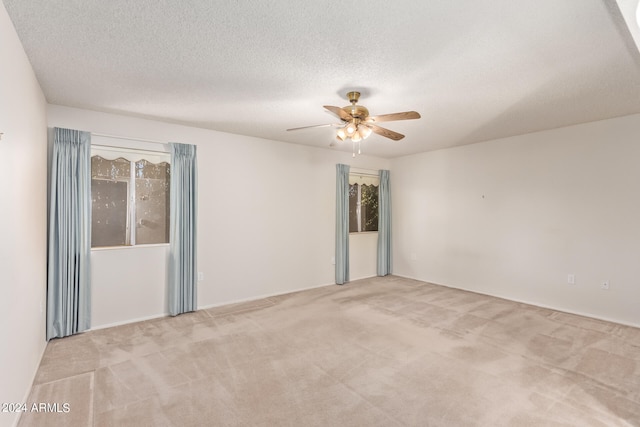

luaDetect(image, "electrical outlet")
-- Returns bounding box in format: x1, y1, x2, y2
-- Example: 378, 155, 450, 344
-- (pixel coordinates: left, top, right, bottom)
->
198, 272, 204, 281
567, 274, 575, 285
601, 281, 610, 290
331, 257, 335, 265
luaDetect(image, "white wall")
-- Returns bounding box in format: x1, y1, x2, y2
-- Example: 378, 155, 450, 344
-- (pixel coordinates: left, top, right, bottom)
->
91, 245, 169, 327
349, 232, 379, 280
391, 114, 640, 327
0, 4, 48, 427
47, 105, 389, 328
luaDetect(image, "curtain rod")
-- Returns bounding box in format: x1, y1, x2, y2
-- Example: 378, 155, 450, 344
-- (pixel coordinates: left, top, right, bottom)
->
349, 172, 379, 178
91, 132, 168, 146
91, 143, 170, 157
350, 167, 379, 177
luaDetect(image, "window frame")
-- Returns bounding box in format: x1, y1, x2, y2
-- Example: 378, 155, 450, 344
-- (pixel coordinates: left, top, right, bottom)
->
348, 173, 379, 234
90, 144, 171, 249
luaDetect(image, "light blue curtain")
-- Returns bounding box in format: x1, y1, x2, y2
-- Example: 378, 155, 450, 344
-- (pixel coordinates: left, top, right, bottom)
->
169, 143, 198, 316
335, 164, 350, 285
377, 169, 392, 276
47, 127, 92, 340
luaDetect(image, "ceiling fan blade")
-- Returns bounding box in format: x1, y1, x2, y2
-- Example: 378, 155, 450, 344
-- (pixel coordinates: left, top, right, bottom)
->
365, 124, 405, 141
366, 111, 421, 123
286, 123, 336, 131
324, 105, 352, 121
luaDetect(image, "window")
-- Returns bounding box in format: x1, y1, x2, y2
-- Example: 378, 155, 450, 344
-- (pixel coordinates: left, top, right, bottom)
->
349, 174, 379, 233
91, 146, 170, 248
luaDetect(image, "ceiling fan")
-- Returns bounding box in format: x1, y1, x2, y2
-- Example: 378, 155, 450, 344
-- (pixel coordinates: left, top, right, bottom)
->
287, 91, 421, 143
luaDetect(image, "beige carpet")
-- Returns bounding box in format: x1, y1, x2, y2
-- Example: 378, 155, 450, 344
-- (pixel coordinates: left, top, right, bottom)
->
18, 276, 640, 426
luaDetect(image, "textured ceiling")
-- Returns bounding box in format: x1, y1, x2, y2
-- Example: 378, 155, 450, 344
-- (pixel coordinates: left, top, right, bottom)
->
4, 0, 640, 158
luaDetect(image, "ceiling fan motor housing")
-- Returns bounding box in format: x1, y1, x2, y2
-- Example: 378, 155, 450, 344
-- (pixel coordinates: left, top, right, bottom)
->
343, 105, 369, 120
344, 92, 368, 119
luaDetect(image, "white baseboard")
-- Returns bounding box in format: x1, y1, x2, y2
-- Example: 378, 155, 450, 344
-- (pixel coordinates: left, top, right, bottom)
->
392, 273, 640, 329
89, 312, 169, 331
90, 281, 340, 330
197, 281, 336, 311
14, 340, 48, 427
348, 275, 378, 282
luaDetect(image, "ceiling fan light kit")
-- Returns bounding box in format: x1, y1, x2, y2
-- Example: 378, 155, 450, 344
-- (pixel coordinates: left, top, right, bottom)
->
287, 90, 420, 156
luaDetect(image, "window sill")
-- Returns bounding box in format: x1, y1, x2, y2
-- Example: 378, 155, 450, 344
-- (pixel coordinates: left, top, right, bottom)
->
349, 231, 379, 235
91, 243, 169, 251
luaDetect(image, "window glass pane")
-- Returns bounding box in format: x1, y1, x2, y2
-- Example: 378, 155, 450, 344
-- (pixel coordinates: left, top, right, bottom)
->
361, 184, 379, 232
135, 160, 170, 245
91, 156, 130, 247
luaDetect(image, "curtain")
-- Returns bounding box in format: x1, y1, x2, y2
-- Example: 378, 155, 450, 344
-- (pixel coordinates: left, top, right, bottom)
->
377, 169, 392, 276
47, 127, 92, 340
335, 164, 350, 285
169, 143, 198, 316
